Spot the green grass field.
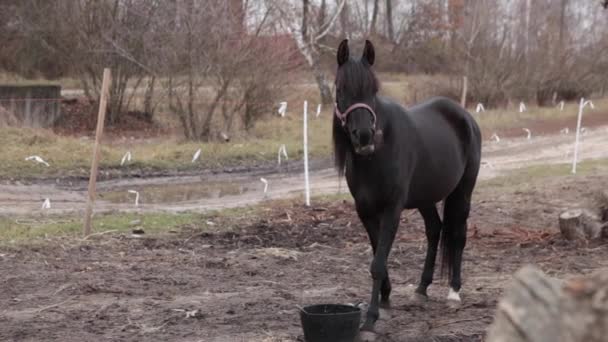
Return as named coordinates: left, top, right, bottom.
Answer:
left=3, top=97, right=602, bottom=180
left=1, top=71, right=606, bottom=180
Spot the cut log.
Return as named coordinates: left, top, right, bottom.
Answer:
left=487, top=265, right=608, bottom=342
left=559, top=209, right=603, bottom=241
left=596, top=190, right=608, bottom=222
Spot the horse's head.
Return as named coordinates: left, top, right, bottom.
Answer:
left=335, top=39, right=379, bottom=156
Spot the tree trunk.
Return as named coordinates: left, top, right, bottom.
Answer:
left=385, top=0, right=394, bottom=42
left=200, top=80, right=230, bottom=141
left=312, top=62, right=333, bottom=105
left=369, top=0, right=379, bottom=35
left=487, top=266, right=608, bottom=342
left=143, top=76, right=156, bottom=119
left=302, top=0, right=309, bottom=38
left=558, top=0, right=568, bottom=46
left=318, top=0, right=326, bottom=29
left=339, top=0, right=348, bottom=38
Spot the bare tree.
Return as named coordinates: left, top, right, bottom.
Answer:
left=157, top=0, right=291, bottom=140
left=272, top=0, right=346, bottom=104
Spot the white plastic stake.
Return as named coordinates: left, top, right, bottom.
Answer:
left=558, top=101, right=565, bottom=111
left=482, top=161, right=494, bottom=169
left=278, top=102, right=287, bottom=117
left=303, top=101, right=311, bottom=206
left=277, top=144, right=288, bottom=165
left=572, top=98, right=592, bottom=174
left=260, top=177, right=268, bottom=195
left=41, top=198, right=51, bottom=209
left=120, top=151, right=132, bottom=166
left=25, top=155, right=50, bottom=167
left=192, top=148, right=201, bottom=163
left=560, top=127, right=569, bottom=135
left=519, top=102, right=527, bottom=113
left=128, top=190, right=140, bottom=206
left=523, top=128, right=531, bottom=140
left=476, top=103, right=485, bottom=113
left=490, top=132, right=500, bottom=143
left=581, top=127, right=587, bottom=135
left=315, top=104, right=322, bottom=117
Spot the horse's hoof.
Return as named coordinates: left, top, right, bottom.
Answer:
left=358, top=330, right=378, bottom=342
left=378, top=307, right=392, bottom=321
left=447, top=288, right=462, bottom=308
left=410, top=292, right=428, bottom=303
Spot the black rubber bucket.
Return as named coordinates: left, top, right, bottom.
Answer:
left=299, top=304, right=361, bottom=342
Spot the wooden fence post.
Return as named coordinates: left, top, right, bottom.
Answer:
left=83, top=68, right=111, bottom=236
left=461, top=75, right=468, bottom=108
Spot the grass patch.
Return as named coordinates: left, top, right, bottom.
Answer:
left=0, top=212, right=205, bottom=242
left=471, top=99, right=608, bottom=133
left=0, top=72, right=81, bottom=89
left=478, top=158, right=608, bottom=190
left=0, top=112, right=332, bottom=179
left=0, top=193, right=351, bottom=243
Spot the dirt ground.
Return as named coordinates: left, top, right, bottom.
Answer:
left=2, top=170, right=608, bottom=341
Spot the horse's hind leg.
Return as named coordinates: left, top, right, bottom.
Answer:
left=359, top=214, right=392, bottom=306
left=415, top=206, right=442, bottom=298
left=443, top=176, right=476, bottom=303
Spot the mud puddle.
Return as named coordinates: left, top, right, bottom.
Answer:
left=99, top=180, right=251, bottom=204
left=2, top=126, right=608, bottom=215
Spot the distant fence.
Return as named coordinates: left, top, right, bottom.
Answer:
left=0, top=85, right=61, bottom=128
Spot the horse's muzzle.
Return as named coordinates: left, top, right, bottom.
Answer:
left=355, top=144, right=375, bottom=155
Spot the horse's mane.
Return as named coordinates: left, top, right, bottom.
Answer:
left=332, top=61, right=380, bottom=175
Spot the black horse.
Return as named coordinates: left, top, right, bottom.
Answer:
left=333, top=40, right=481, bottom=332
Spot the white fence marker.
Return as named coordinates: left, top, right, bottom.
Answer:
left=127, top=190, right=140, bottom=206
left=476, top=103, right=485, bottom=113
left=278, top=102, right=287, bottom=117
left=277, top=144, right=288, bottom=165
left=303, top=101, right=311, bottom=206
left=192, top=148, right=201, bottom=163
left=481, top=161, right=494, bottom=169
left=558, top=101, right=565, bottom=111
left=315, top=104, right=322, bottom=117
left=519, top=102, right=527, bottom=113
left=560, top=127, right=569, bottom=135
left=490, top=132, right=500, bottom=143
left=260, top=177, right=268, bottom=195
left=41, top=198, right=51, bottom=209
left=25, top=155, right=50, bottom=167
left=581, top=127, right=587, bottom=135
left=572, top=98, right=593, bottom=174
left=523, top=128, right=531, bottom=140
left=588, top=101, right=595, bottom=109
left=120, top=151, right=132, bottom=166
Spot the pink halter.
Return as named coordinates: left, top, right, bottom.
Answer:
left=334, top=102, right=377, bottom=129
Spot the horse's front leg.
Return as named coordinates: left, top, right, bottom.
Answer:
left=361, top=206, right=401, bottom=332
left=358, top=213, right=392, bottom=306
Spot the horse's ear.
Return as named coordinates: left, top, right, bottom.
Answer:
left=362, top=40, right=375, bottom=66
left=337, top=39, right=349, bottom=66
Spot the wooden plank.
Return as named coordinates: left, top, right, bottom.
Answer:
left=83, top=68, right=111, bottom=236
